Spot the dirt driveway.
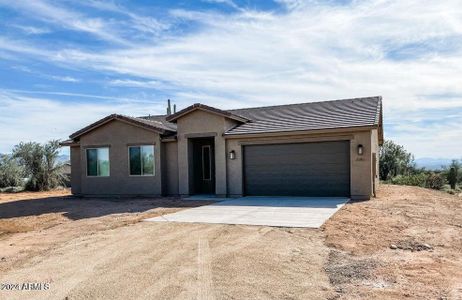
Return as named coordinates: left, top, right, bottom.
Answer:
left=0, top=186, right=461, bottom=299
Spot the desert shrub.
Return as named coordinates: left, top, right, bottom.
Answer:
left=425, top=173, right=445, bottom=190
left=390, top=174, right=427, bottom=187
left=389, top=172, right=445, bottom=190
left=0, top=154, right=24, bottom=188
left=0, top=186, right=25, bottom=193
left=13, top=140, right=66, bottom=191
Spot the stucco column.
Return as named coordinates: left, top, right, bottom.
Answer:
left=214, top=135, right=227, bottom=196
left=177, top=134, right=190, bottom=196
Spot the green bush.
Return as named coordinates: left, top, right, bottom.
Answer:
left=0, top=154, right=24, bottom=188
left=390, top=174, right=427, bottom=187
left=425, top=173, right=445, bottom=190
left=389, top=172, right=445, bottom=190
left=0, top=186, right=25, bottom=193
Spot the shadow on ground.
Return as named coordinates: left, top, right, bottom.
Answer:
left=0, top=196, right=214, bottom=221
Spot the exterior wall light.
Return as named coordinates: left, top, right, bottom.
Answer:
left=357, top=144, right=364, bottom=155
left=229, top=150, right=236, bottom=160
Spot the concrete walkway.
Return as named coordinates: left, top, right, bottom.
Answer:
left=145, top=197, right=348, bottom=228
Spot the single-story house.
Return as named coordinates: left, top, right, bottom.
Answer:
left=61, top=96, right=383, bottom=200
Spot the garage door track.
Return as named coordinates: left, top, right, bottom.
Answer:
left=145, top=197, right=348, bottom=228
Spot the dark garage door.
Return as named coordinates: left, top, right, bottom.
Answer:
left=243, top=141, right=350, bottom=196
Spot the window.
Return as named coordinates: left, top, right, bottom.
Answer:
left=129, top=145, right=155, bottom=176
left=86, top=148, right=110, bottom=176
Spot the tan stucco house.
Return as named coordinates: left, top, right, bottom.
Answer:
left=61, top=96, right=383, bottom=200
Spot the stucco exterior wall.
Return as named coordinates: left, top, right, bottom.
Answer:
left=70, top=146, right=81, bottom=194
left=69, top=111, right=379, bottom=200
left=349, top=131, right=373, bottom=199
left=162, top=141, right=179, bottom=195
left=226, top=129, right=376, bottom=200
left=76, top=120, right=162, bottom=196
left=176, top=109, right=238, bottom=196
left=371, top=129, right=380, bottom=194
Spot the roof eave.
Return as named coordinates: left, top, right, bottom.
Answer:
left=377, top=99, right=384, bottom=146
left=223, top=125, right=379, bottom=138
left=69, top=114, right=168, bottom=139
left=59, top=139, right=80, bottom=147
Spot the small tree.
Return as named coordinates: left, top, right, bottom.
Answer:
left=0, top=154, right=24, bottom=188
left=379, top=140, right=415, bottom=180
left=13, top=140, right=66, bottom=191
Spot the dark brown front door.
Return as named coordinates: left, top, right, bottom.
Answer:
left=192, top=138, right=215, bottom=194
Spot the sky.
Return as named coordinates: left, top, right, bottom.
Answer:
left=0, top=0, right=461, bottom=159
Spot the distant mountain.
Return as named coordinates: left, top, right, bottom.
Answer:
left=414, top=158, right=455, bottom=170
left=57, top=154, right=70, bottom=164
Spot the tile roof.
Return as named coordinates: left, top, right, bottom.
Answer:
left=165, top=103, right=249, bottom=123
left=224, top=96, right=382, bottom=135
left=138, top=114, right=178, bottom=131
left=69, top=114, right=175, bottom=139
left=65, top=96, right=382, bottom=142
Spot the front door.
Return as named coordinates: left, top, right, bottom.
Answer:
left=192, top=138, right=215, bottom=194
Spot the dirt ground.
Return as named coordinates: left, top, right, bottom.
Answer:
left=0, top=185, right=461, bottom=299
left=324, top=185, right=462, bottom=299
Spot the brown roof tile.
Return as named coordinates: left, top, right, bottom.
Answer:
left=165, top=103, right=249, bottom=123
left=225, top=96, right=382, bottom=135
left=66, top=96, right=383, bottom=142
left=69, top=114, right=175, bottom=139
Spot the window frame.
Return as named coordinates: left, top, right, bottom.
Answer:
left=85, top=147, right=110, bottom=177
left=128, top=145, right=155, bottom=177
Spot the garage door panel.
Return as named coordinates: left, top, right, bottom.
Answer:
left=243, top=141, right=350, bottom=197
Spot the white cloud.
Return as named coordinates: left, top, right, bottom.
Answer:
left=79, top=0, right=170, bottom=34
left=49, top=76, right=79, bottom=82
left=12, top=25, right=51, bottom=35
left=108, top=79, right=165, bottom=89
left=0, top=91, right=167, bottom=154
left=0, top=0, right=128, bottom=45
left=202, top=0, right=243, bottom=11
left=1, top=89, right=158, bottom=104
left=0, top=0, right=461, bottom=157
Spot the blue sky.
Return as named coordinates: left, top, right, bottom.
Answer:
left=0, top=0, right=461, bottom=158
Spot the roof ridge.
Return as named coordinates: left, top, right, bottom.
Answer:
left=227, top=96, right=382, bottom=112
left=112, top=113, right=164, bottom=125
left=138, top=114, right=167, bottom=118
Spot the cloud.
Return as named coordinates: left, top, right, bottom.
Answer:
left=78, top=0, right=170, bottom=34
left=49, top=76, right=80, bottom=83
left=11, top=25, right=51, bottom=35
left=108, top=79, right=165, bottom=89
left=1, top=89, right=158, bottom=104
left=0, top=0, right=128, bottom=45
left=0, top=90, right=167, bottom=154
left=0, top=0, right=461, bottom=157
left=202, top=0, right=243, bottom=11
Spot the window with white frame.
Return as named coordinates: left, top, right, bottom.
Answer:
left=86, top=148, right=110, bottom=176
left=129, top=145, right=155, bottom=176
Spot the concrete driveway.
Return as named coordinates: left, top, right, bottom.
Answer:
left=145, top=197, right=348, bottom=228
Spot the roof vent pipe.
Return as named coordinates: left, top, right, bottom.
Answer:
left=167, top=99, right=172, bottom=115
